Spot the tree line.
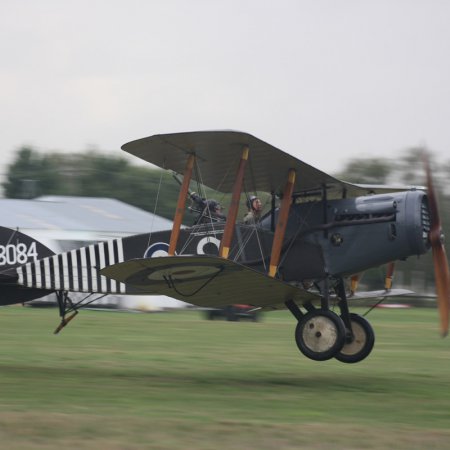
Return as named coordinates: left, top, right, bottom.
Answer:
left=2, top=147, right=181, bottom=220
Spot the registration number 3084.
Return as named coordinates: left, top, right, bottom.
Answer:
left=0, top=242, right=38, bottom=265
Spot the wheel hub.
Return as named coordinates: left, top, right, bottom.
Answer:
left=302, top=315, right=339, bottom=353
left=295, top=309, right=346, bottom=361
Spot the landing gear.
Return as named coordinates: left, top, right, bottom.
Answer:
left=335, top=313, right=375, bottom=363
left=285, top=277, right=376, bottom=363
left=295, top=310, right=346, bottom=361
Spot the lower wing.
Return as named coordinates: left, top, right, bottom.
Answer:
left=100, top=255, right=319, bottom=310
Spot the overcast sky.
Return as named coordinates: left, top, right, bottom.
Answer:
left=1, top=0, right=449, bottom=183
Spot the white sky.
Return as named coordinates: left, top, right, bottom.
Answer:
left=1, top=0, right=449, bottom=184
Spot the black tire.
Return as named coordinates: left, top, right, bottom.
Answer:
left=295, top=310, right=346, bottom=361
left=335, top=313, right=375, bottom=364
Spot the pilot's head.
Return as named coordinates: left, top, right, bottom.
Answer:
left=208, top=200, right=223, bottom=214
left=247, top=196, right=262, bottom=212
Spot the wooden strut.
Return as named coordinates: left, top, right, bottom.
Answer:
left=350, top=274, right=360, bottom=296
left=269, top=168, right=296, bottom=277
left=385, top=262, right=395, bottom=290
left=219, top=146, right=249, bottom=259
left=169, top=153, right=196, bottom=256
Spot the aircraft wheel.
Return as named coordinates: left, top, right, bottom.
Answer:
left=295, top=310, right=346, bottom=361
left=335, top=313, right=375, bottom=364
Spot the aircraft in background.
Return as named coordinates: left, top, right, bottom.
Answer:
left=0, top=131, right=448, bottom=363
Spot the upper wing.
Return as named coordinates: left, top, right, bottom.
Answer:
left=100, top=255, right=319, bottom=310
left=122, top=130, right=413, bottom=199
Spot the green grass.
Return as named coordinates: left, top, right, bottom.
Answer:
left=0, top=306, right=450, bottom=449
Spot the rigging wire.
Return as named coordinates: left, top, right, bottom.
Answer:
left=195, top=158, right=218, bottom=234
left=178, top=158, right=224, bottom=255
left=146, top=160, right=165, bottom=252
left=162, top=266, right=224, bottom=297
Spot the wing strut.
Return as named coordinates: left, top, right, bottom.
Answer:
left=269, top=168, right=296, bottom=277
left=350, top=274, right=360, bottom=296
left=169, top=153, right=196, bottom=256
left=384, top=262, right=395, bottom=290
left=219, top=146, right=249, bottom=259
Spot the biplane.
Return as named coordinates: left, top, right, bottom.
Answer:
left=0, top=131, right=448, bottom=363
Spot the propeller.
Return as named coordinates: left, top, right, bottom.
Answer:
left=424, top=153, right=450, bottom=337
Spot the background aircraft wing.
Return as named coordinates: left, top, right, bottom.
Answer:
left=100, top=255, right=319, bottom=309
left=122, top=130, right=414, bottom=199
left=348, top=288, right=415, bottom=299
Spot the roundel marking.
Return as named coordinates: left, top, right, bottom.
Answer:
left=196, top=236, right=221, bottom=255
left=144, top=242, right=170, bottom=258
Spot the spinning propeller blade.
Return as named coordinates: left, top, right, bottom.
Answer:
left=424, top=153, right=450, bottom=337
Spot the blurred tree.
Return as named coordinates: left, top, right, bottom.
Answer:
left=3, top=147, right=64, bottom=198
left=2, top=147, right=182, bottom=220
left=335, top=158, right=392, bottom=184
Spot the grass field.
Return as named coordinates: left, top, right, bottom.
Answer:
left=0, top=306, right=450, bottom=449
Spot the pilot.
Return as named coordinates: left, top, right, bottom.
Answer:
left=243, top=195, right=262, bottom=224
left=190, top=192, right=226, bottom=223
left=206, top=199, right=226, bottom=222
